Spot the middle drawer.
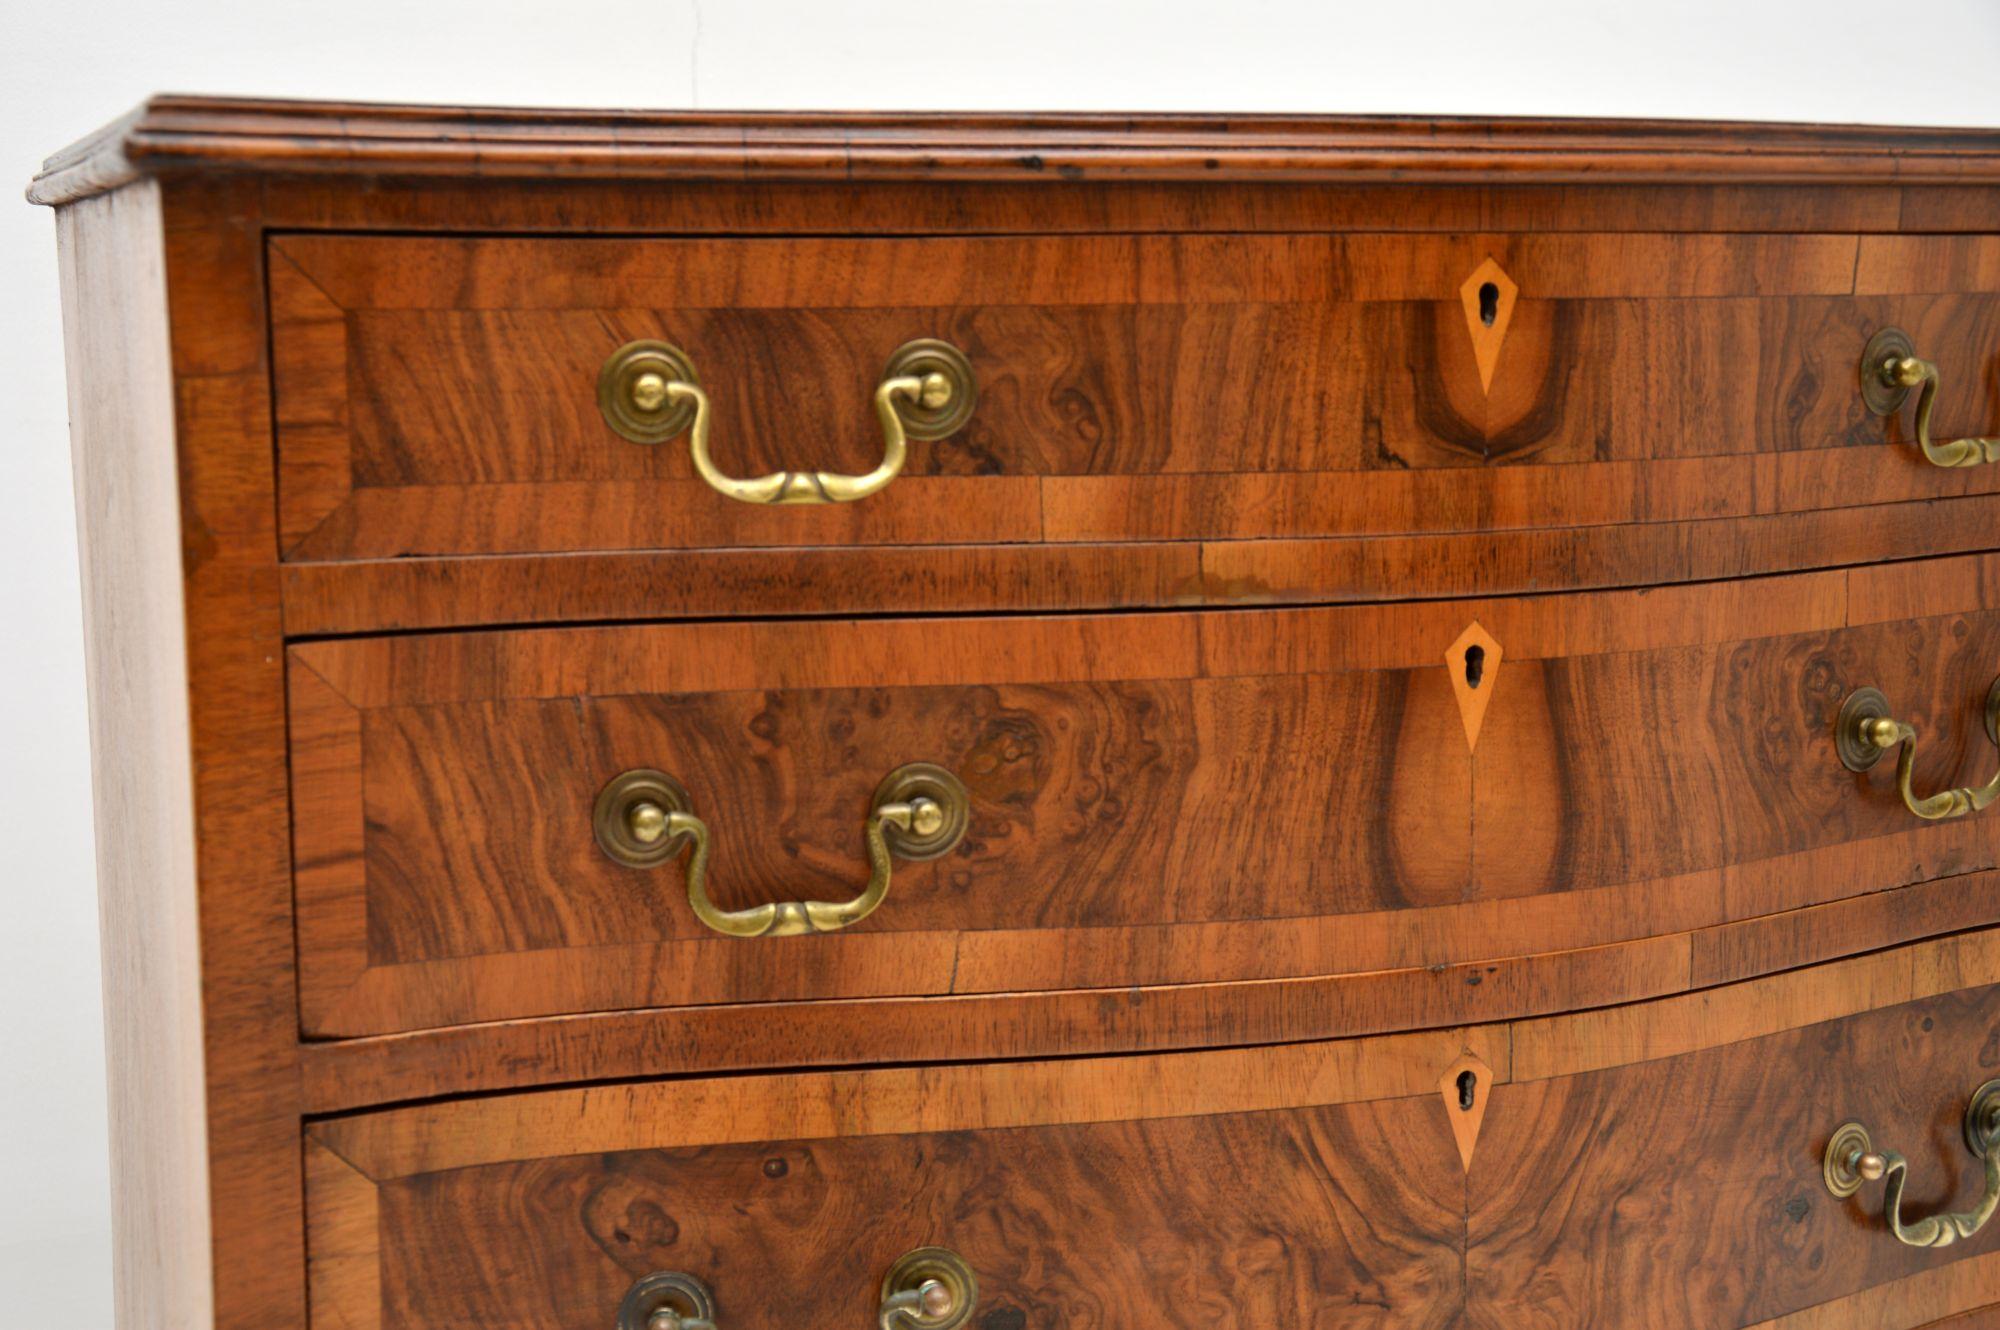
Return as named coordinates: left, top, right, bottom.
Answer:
left=289, top=556, right=2000, bottom=1037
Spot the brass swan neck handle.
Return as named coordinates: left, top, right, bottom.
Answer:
left=597, top=337, right=977, bottom=503
left=1825, top=1080, right=2000, bottom=1248
left=593, top=764, right=969, bottom=939
left=1835, top=679, right=2000, bottom=821
left=617, top=1249, right=977, bottom=1330
left=1862, top=328, right=2000, bottom=468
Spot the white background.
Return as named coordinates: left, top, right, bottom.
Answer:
left=6, top=1, right=2000, bottom=1323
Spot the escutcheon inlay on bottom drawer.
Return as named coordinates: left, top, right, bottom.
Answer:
left=306, top=932, right=2000, bottom=1330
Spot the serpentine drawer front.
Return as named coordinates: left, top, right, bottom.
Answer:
left=289, top=560, right=2000, bottom=1036
left=303, top=933, right=2000, bottom=1330
left=38, top=102, right=2000, bottom=1329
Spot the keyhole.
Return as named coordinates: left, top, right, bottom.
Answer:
left=1478, top=281, right=1500, bottom=327
left=1464, top=644, right=1485, bottom=689
left=1456, top=1069, right=1478, bottom=1111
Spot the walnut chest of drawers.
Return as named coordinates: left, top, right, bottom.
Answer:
left=35, top=99, right=2000, bottom=1329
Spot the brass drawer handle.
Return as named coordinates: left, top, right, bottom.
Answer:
left=1825, top=1080, right=2000, bottom=1248
left=1835, top=678, right=2000, bottom=821
left=615, top=1248, right=977, bottom=1330
left=597, top=337, right=976, bottom=503
left=1862, top=328, right=2000, bottom=468
left=593, top=763, right=969, bottom=938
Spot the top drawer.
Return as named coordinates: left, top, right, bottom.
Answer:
left=270, top=230, right=2000, bottom=576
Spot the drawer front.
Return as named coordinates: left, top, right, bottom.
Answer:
left=289, top=556, right=2000, bottom=1036
left=305, top=933, right=2000, bottom=1330
left=271, top=232, right=2000, bottom=584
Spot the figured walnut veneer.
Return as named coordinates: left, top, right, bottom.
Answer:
left=35, top=99, right=2000, bottom=1329
left=306, top=935, right=2000, bottom=1329
left=270, top=231, right=2000, bottom=574
left=288, top=563, right=2000, bottom=1035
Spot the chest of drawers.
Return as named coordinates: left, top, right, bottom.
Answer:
left=34, top=99, right=2000, bottom=1329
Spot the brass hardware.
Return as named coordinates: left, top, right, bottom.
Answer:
left=617, top=1271, right=719, bottom=1330
left=1835, top=679, right=2000, bottom=821
left=1824, top=1080, right=2000, bottom=1248
left=1862, top=327, right=2000, bottom=468
left=595, top=337, right=977, bottom=502
left=593, top=769, right=695, bottom=869
left=593, top=762, right=969, bottom=938
left=879, top=1248, right=977, bottom=1330
left=599, top=341, right=702, bottom=444
left=880, top=339, right=979, bottom=441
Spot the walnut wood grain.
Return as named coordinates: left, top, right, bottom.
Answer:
left=1467, top=981, right=2000, bottom=1327
left=57, top=180, right=215, bottom=1330
left=287, top=559, right=2000, bottom=1035
left=1471, top=606, right=2000, bottom=901
left=155, top=178, right=306, bottom=1328
left=304, top=1138, right=378, bottom=1330
left=278, top=497, right=2000, bottom=635
left=311, top=1027, right=1487, bottom=1329
left=1744, top=1251, right=2000, bottom=1328
left=287, top=606, right=1473, bottom=1032
left=280, top=541, right=1205, bottom=635
left=47, top=175, right=311, bottom=1324
left=1202, top=493, right=2000, bottom=613
left=297, top=868, right=2000, bottom=1112
left=282, top=231, right=1868, bottom=308
left=369, top=1108, right=1457, bottom=1329
left=259, top=175, right=1918, bottom=238
left=1902, top=1292, right=2000, bottom=1330
left=1043, top=448, right=2000, bottom=544
left=34, top=98, right=2000, bottom=208
left=268, top=231, right=2000, bottom=565
left=305, top=933, right=2000, bottom=1330
left=38, top=103, right=2000, bottom=1330
left=1509, top=928, right=2000, bottom=1083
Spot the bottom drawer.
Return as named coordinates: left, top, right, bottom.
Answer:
left=307, top=932, right=2000, bottom=1329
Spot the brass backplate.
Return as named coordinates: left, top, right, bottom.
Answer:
left=617, top=1271, right=716, bottom=1330
left=1862, top=327, right=1916, bottom=417
left=1825, top=1121, right=1873, bottom=1198
left=1967, top=1079, right=2000, bottom=1157
left=1836, top=687, right=1894, bottom=773
left=883, top=339, right=978, bottom=441
left=599, top=340, right=701, bottom=443
left=874, top=763, right=971, bottom=861
left=881, top=1247, right=978, bottom=1330
left=594, top=769, right=694, bottom=868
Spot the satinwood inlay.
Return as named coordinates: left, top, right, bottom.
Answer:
left=1460, top=257, right=1519, bottom=395
left=1440, top=1048, right=1494, bottom=1173
left=1448, top=620, right=1505, bottom=754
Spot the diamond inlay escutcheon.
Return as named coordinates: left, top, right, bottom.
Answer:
left=1439, top=1049, right=1493, bottom=1174
left=1458, top=257, right=1519, bottom=396
left=1447, top=621, right=1503, bottom=754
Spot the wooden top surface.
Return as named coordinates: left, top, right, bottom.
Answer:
left=27, top=94, right=2000, bottom=206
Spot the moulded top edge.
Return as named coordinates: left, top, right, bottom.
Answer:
left=27, top=94, right=2000, bottom=206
